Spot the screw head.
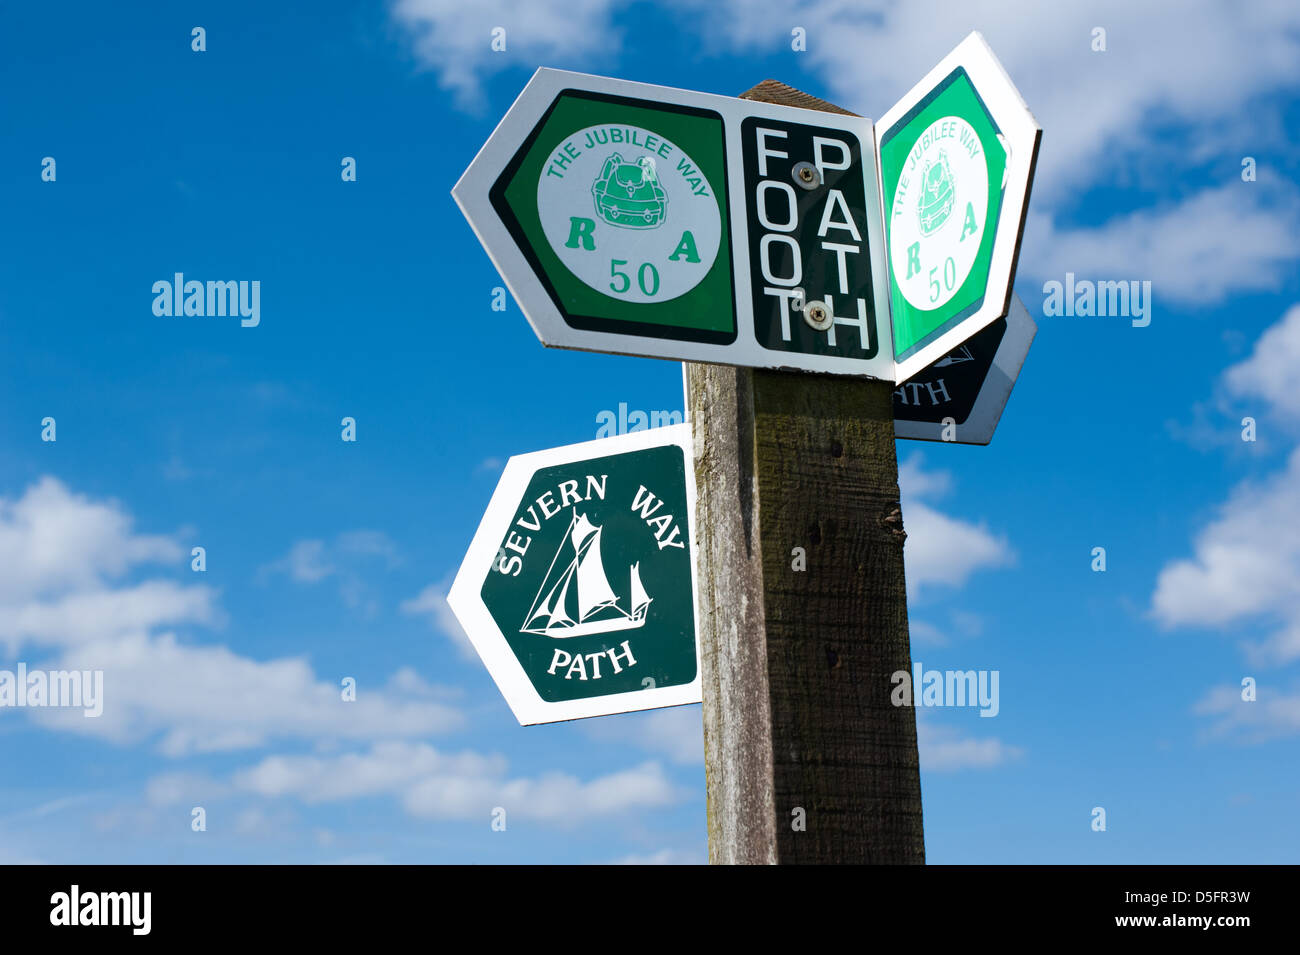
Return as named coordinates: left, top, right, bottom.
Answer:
left=803, top=301, right=832, bottom=331
left=792, top=161, right=820, bottom=190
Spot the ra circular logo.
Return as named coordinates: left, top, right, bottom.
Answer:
left=536, top=123, right=722, bottom=304
left=889, top=115, right=989, bottom=312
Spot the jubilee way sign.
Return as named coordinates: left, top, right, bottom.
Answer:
left=453, top=68, right=896, bottom=380
left=454, top=34, right=1039, bottom=387
left=879, top=32, right=1041, bottom=384
left=893, top=293, right=1036, bottom=445
left=447, top=425, right=700, bottom=724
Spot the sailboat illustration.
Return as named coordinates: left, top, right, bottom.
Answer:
left=935, top=344, right=975, bottom=367
left=521, top=512, right=652, bottom=638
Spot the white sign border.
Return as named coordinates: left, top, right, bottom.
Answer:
left=877, top=31, right=1042, bottom=385
left=447, top=423, right=702, bottom=725
left=893, top=293, right=1036, bottom=445
left=452, top=68, right=895, bottom=381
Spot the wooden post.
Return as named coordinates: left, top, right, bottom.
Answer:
left=688, top=81, right=925, bottom=865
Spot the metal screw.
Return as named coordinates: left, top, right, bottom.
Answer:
left=803, top=301, right=832, bottom=330
left=792, top=161, right=820, bottom=190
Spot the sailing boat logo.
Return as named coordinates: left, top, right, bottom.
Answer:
left=934, top=344, right=975, bottom=367
left=521, top=512, right=652, bottom=638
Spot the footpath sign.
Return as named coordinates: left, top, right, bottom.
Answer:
left=893, top=293, right=1036, bottom=444
left=877, top=32, right=1041, bottom=383
left=447, top=425, right=700, bottom=724
left=453, top=69, right=895, bottom=380
left=449, top=34, right=1042, bottom=739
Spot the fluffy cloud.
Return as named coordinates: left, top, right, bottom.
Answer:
left=391, top=0, right=622, bottom=110
left=898, top=454, right=1013, bottom=597
left=1152, top=303, right=1300, bottom=663
left=261, top=531, right=401, bottom=613
left=31, top=637, right=464, bottom=755
left=229, top=741, right=683, bottom=822
left=0, top=477, right=462, bottom=754
left=917, top=717, right=1023, bottom=771
left=1223, top=304, right=1300, bottom=420
left=401, top=579, right=478, bottom=661
left=1022, top=184, right=1300, bottom=305
left=581, top=704, right=703, bottom=765
left=1193, top=682, right=1300, bottom=743
left=0, top=476, right=180, bottom=603
left=1151, top=446, right=1300, bottom=664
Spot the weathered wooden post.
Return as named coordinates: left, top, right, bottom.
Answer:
left=686, top=82, right=925, bottom=865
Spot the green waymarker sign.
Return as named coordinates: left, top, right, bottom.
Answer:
left=880, top=72, right=1006, bottom=362
left=493, top=92, right=735, bottom=343
left=453, top=68, right=897, bottom=380
left=448, top=425, right=700, bottom=724
left=878, top=32, right=1041, bottom=384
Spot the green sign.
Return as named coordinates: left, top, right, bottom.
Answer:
left=454, top=68, right=897, bottom=378
left=876, top=32, right=1042, bottom=384
left=448, top=426, right=700, bottom=724
left=491, top=90, right=736, bottom=344
left=879, top=68, right=1006, bottom=364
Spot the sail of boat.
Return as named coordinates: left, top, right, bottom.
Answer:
left=574, top=520, right=619, bottom=619
left=628, top=562, right=651, bottom=621
left=522, top=512, right=653, bottom=638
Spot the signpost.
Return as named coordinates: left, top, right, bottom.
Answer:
left=453, top=68, right=895, bottom=380
left=877, top=32, right=1041, bottom=383
left=893, top=293, right=1036, bottom=445
left=449, top=31, right=1041, bottom=863
left=447, top=425, right=700, bottom=724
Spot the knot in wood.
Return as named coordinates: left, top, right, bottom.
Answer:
left=882, top=504, right=907, bottom=543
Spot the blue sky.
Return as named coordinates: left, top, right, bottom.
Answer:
left=2, top=0, right=1299, bottom=864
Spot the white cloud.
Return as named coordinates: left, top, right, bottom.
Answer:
left=1022, top=183, right=1300, bottom=305
left=1224, top=304, right=1300, bottom=419
left=230, top=741, right=683, bottom=823
left=31, top=635, right=464, bottom=755
left=391, top=0, right=622, bottom=110
left=1154, top=305, right=1300, bottom=664
left=0, top=580, right=218, bottom=652
left=1193, top=682, right=1300, bottom=743
left=401, top=579, right=478, bottom=661
left=1151, top=445, right=1300, bottom=664
left=0, top=477, right=463, bottom=754
left=278, top=539, right=334, bottom=583
left=262, top=531, right=400, bottom=613
left=0, top=476, right=179, bottom=603
left=897, top=455, right=952, bottom=499
left=898, top=454, right=1013, bottom=596
left=687, top=1, right=1300, bottom=200
left=917, top=717, right=1023, bottom=771
left=581, top=704, right=703, bottom=765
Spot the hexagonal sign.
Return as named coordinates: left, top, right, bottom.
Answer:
left=453, top=68, right=895, bottom=380
left=877, top=32, right=1041, bottom=384
left=447, top=425, right=700, bottom=724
